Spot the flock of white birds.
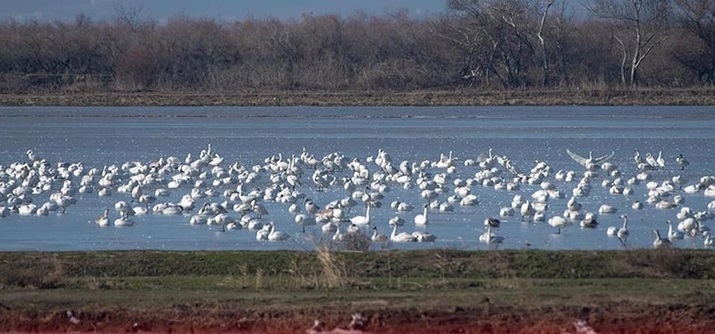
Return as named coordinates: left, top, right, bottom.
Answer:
left=1, top=144, right=714, bottom=250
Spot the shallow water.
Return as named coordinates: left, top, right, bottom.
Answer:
left=0, top=106, right=714, bottom=251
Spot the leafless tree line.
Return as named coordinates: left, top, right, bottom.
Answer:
left=0, top=0, right=713, bottom=93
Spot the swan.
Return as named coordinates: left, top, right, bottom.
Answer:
left=371, top=226, right=388, bottom=243
left=350, top=204, right=372, bottom=226
left=256, top=224, right=270, bottom=241
left=332, top=226, right=345, bottom=241
left=566, top=149, right=615, bottom=170
left=414, top=204, right=429, bottom=226
left=95, top=208, right=110, bottom=227
left=322, top=221, right=337, bottom=233
left=190, top=212, right=209, bottom=225
left=480, top=225, right=504, bottom=244
left=598, top=204, right=617, bottom=215
left=520, top=200, right=535, bottom=221
left=389, top=216, right=405, bottom=226
left=114, top=212, right=135, bottom=227
left=652, top=229, right=671, bottom=249
left=579, top=212, right=598, bottom=228
left=606, top=226, right=618, bottom=237
left=267, top=222, right=291, bottom=241
left=499, top=206, right=515, bottom=218
left=294, top=213, right=316, bottom=232
left=412, top=230, right=437, bottom=242
left=645, top=152, right=658, bottom=168
left=251, top=199, right=268, bottom=218
left=656, top=151, right=665, bottom=169
left=548, top=216, right=570, bottom=234
left=346, top=223, right=361, bottom=234
left=617, top=214, right=630, bottom=245
left=704, top=231, right=714, bottom=247
left=390, top=223, right=416, bottom=242
left=666, top=220, right=684, bottom=240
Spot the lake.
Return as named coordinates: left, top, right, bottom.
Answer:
left=1, top=106, right=714, bottom=251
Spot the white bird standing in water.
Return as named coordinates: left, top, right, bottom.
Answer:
left=548, top=216, right=570, bottom=234
left=617, top=214, right=630, bottom=246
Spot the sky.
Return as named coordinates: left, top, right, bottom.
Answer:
left=3, top=0, right=448, bottom=23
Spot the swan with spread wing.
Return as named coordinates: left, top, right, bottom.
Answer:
left=566, top=149, right=615, bottom=170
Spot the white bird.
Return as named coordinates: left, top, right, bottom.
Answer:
left=520, top=200, right=535, bottom=221
left=267, top=222, right=291, bottom=241
left=479, top=225, right=504, bottom=245
left=704, top=231, right=714, bottom=247
left=332, top=226, right=345, bottom=242
left=412, top=230, right=437, bottom=242
left=371, top=226, right=388, bottom=243
left=566, top=149, right=615, bottom=170
left=656, top=151, right=665, bottom=169
left=666, top=220, right=684, bottom=240
left=607, top=226, right=618, bottom=237
left=350, top=204, right=372, bottom=226
left=95, top=208, right=110, bottom=227
left=294, top=214, right=316, bottom=233
left=113, top=212, right=135, bottom=227
left=322, top=221, right=337, bottom=234
left=598, top=204, right=618, bottom=215
left=579, top=212, right=598, bottom=228
left=548, top=216, right=570, bottom=234
left=645, top=152, right=658, bottom=168
left=652, top=229, right=671, bottom=249
left=390, top=223, right=416, bottom=242
left=414, top=204, right=429, bottom=226
left=617, top=214, right=630, bottom=245
left=256, top=224, right=270, bottom=241
left=388, top=215, right=406, bottom=227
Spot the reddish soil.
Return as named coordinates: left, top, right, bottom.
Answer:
left=1, top=302, right=714, bottom=333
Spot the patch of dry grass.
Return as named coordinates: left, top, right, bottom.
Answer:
left=1, top=87, right=714, bottom=106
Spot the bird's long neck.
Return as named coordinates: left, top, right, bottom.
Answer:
left=622, top=216, right=628, bottom=228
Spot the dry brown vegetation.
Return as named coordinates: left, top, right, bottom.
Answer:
left=1, top=87, right=714, bottom=107
left=1, top=0, right=715, bottom=96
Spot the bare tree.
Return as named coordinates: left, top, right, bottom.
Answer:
left=537, top=0, right=555, bottom=85
left=587, top=0, right=672, bottom=86
left=112, top=1, right=145, bottom=32
left=674, top=0, right=715, bottom=84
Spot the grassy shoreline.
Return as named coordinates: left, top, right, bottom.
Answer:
left=1, top=87, right=715, bottom=106
left=1, top=249, right=715, bottom=333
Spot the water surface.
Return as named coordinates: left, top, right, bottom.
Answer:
left=1, top=106, right=714, bottom=251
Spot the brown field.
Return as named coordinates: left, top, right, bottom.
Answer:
left=1, top=250, right=715, bottom=333
left=1, top=87, right=714, bottom=107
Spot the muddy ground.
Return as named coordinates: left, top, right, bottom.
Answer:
left=2, top=301, right=714, bottom=333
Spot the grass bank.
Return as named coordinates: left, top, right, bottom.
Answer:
left=1, top=87, right=714, bottom=106
left=1, top=249, right=715, bottom=333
